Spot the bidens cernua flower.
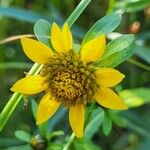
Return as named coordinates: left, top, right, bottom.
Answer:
left=11, top=23, right=128, bottom=138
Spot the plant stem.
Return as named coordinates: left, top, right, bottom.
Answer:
left=0, top=62, right=32, bottom=69
left=106, top=0, right=116, bottom=14
left=0, top=34, right=35, bottom=44
left=0, top=64, right=41, bottom=131
left=0, top=93, right=22, bottom=131
left=0, top=0, right=93, bottom=132
left=128, top=58, right=150, bottom=71
left=66, top=0, right=92, bottom=27
left=63, top=133, right=75, bottom=150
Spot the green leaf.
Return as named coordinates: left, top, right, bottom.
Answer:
left=73, top=138, right=102, bottom=150
left=47, top=143, right=63, bottom=150
left=116, top=0, right=150, bottom=13
left=30, top=99, right=38, bottom=119
left=31, top=100, right=49, bottom=139
left=104, top=34, right=134, bottom=58
left=34, top=19, right=51, bottom=47
left=47, top=131, right=64, bottom=140
left=48, top=107, right=67, bottom=132
left=15, top=130, right=31, bottom=142
left=138, top=138, right=150, bottom=150
left=73, top=43, right=80, bottom=53
left=95, top=35, right=135, bottom=68
left=82, top=13, right=122, bottom=44
left=109, top=110, right=126, bottom=127
left=121, top=111, right=150, bottom=137
left=0, top=7, right=50, bottom=23
left=102, top=111, right=112, bottom=136
left=135, top=45, right=150, bottom=64
left=4, top=145, right=32, bottom=150
left=119, top=88, right=150, bottom=108
left=85, top=107, right=104, bottom=139
left=0, top=62, right=32, bottom=70
left=0, top=138, right=23, bottom=147
left=31, top=99, right=49, bottom=139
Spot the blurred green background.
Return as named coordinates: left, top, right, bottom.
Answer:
left=0, top=0, right=150, bottom=150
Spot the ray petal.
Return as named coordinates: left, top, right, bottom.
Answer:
left=51, top=23, right=62, bottom=52
left=95, top=68, right=125, bottom=87
left=69, top=104, right=85, bottom=138
left=21, top=38, right=53, bottom=64
left=61, top=23, right=73, bottom=52
left=80, top=34, right=106, bottom=62
left=95, top=87, right=128, bottom=110
left=11, top=75, right=47, bottom=94
left=36, top=93, right=60, bottom=125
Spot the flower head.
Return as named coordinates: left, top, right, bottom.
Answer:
left=11, top=23, right=127, bottom=138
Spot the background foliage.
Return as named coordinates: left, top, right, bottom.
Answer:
left=0, top=0, right=150, bottom=150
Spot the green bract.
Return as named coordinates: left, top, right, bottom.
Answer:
left=96, top=34, right=135, bottom=67
left=34, top=19, right=51, bottom=47
left=82, top=13, right=122, bottom=44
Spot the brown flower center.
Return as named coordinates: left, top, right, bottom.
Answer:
left=40, top=50, right=98, bottom=106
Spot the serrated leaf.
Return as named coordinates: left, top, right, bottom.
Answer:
left=34, top=19, right=51, bottom=47
left=102, top=111, right=112, bottom=136
left=85, top=108, right=104, bottom=139
left=95, top=34, right=135, bottom=67
left=15, top=130, right=31, bottom=142
left=82, top=13, right=122, bottom=44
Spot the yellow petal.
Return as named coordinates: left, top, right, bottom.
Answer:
left=69, top=104, right=84, bottom=138
left=95, top=87, right=128, bottom=110
left=51, top=23, right=62, bottom=52
left=11, top=75, right=47, bottom=94
left=80, top=34, right=106, bottom=62
left=36, top=93, right=60, bottom=125
left=95, top=68, right=125, bottom=87
left=51, top=23, right=73, bottom=53
left=21, top=38, right=53, bottom=64
left=61, top=23, right=73, bottom=52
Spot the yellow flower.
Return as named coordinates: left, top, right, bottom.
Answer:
left=11, top=23, right=127, bottom=138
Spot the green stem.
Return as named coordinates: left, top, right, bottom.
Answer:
left=66, top=0, right=92, bottom=27
left=106, top=0, right=116, bottom=14
left=0, top=64, right=41, bottom=131
left=128, top=58, right=150, bottom=71
left=0, top=93, right=22, bottom=130
left=63, top=133, right=75, bottom=150
left=0, top=62, right=32, bottom=69
left=0, top=0, right=92, bottom=132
